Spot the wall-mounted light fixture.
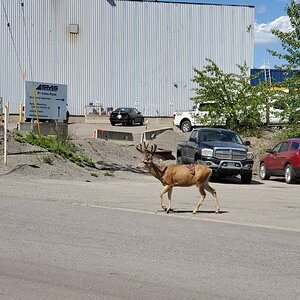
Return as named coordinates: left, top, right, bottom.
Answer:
left=69, top=24, right=79, bottom=34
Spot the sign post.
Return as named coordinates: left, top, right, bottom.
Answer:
left=33, top=88, right=41, bottom=135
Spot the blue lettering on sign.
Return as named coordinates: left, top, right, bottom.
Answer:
left=36, top=84, right=58, bottom=92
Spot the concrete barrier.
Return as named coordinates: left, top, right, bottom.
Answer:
left=93, top=127, right=172, bottom=144
left=93, top=128, right=134, bottom=142
left=142, top=127, right=173, bottom=141
left=18, top=122, right=68, bottom=136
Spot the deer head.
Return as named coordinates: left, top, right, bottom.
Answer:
left=136, top=142, right=157, bottom=169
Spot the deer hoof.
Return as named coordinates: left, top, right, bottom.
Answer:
left=215, top=210, right=220, bottom=214
left=192, top=210, right=197, bottom=214
left=167, top=207, right=174, bottom=213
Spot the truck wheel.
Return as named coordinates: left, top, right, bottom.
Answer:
left=177, top=156, right=183, bottom=164
left=180, top=120, right=192, bottom=133
left=285, top=164, right=296, bottom=184
left=241, top=172, right=252, bottom=184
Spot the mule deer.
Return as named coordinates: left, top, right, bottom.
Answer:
left=136, top=142, right=220, bottom=214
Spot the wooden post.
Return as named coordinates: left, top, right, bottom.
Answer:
left=4, top=103, right=8, bottom=165
left=19, top=102, right=23, bottom=122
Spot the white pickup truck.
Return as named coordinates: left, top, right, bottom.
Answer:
left=173, top=102, right=287, bottom=133
left=173, top=107, right=199, bottom=133
left=173, top=103, right=213, bottom=133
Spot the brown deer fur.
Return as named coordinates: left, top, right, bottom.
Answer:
left=136, top=143, right=220, bottom=214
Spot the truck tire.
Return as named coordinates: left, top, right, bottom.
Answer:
left=177, top=156, right=183, bottom=164
left=241, top=172, right=252, bottom=184
left=180, top=120, right=192, bottom=133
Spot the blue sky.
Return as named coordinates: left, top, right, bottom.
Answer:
left=161, top=0, right=295, bottom=69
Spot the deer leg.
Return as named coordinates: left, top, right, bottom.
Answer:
left=160, top=185, right=171, bottom=211
left=204, top=181, right=220, bottom=213
left=166, top=187, right=173, bottom=213
left=193, top=185, right=206, bottom=214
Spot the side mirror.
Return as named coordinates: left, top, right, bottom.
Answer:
left=244, top=141, right=251, bottom=146
left=189, top=137, right=197, bottom=143
left=266, top=149, right=273, bottom=154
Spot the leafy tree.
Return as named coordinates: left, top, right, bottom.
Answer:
left=268, top=0, right=300, bottom=135
left=192, top=59, right=272, bottom=133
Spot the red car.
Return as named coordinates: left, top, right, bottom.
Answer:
left=259, top=138, right=300, bottom=184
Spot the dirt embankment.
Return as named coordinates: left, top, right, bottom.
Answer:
left=0, top=125, right=281, bottom=181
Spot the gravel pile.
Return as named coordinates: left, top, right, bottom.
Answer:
left=0, top=125, right=281, bottom=181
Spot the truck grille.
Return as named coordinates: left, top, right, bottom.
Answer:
left=214, top=148, right=247, bottom=160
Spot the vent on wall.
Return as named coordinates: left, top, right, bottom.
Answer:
left=69, top=24, right=79, bottom=34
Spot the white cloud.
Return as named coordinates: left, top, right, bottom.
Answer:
left=254, top=16, right=292, bottom=45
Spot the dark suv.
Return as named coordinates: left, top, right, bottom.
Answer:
left=259, top=138, right=300, bottom=184
left=177, top=128, right=254, bottom=183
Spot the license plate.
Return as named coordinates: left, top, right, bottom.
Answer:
left=117, top=114, right=122, bottom=119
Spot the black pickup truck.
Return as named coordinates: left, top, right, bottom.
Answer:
left=177, top=128, right=254, bottom=183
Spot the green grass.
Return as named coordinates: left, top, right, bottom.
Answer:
left=104, top=171, right=114, bottom=177
left=42, top=154, right=54, bottom=165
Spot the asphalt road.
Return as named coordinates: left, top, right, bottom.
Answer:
left=0, top=175, right=299, bottom=299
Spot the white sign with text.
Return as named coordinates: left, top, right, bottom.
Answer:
left=25, top=81, right=67, bottom=120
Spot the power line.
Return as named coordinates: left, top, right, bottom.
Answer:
left=1, top=0, right=24, bottom=78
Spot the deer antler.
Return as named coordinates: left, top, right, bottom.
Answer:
left=136, top=142, right=157, bottom=154
left=136, top=142, right=149, bottom=153
left=150, top=144, right=157, bottom=154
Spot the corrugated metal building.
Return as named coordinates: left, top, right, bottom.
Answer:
left=250, top=68, right=293, bottom=86
left=0, top=0, right=254, bottom=116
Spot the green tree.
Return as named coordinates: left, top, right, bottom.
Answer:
left=268, top=0, right=300, bottom=135
left=192, top=59, right=272, bottom=133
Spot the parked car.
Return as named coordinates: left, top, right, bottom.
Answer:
left=109, top=107, right=144, bottom=126
left=177, top=128, right=254, bottom=183
left=259, top=138, right=300, bottom=184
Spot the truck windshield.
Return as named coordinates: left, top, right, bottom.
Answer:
left=201, top=130, right=244, bottom=145
left=193, top=102, right=214, bottom=111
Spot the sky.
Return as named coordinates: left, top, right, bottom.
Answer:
left=161, top=0, right=295, bottom=69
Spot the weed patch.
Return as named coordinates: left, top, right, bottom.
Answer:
left=14, top=132, right=96, bottom=168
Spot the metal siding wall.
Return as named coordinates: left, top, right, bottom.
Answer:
left=250, top=69, right=292, bottom=86
left=0, top=0, right=254, bottom=116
